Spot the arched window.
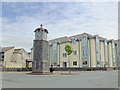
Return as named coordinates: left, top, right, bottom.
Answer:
left=112, top=41, right=115, bottom=65
left=72, top=39, right=76, bottom=44
left=82, top=36, right=87, bottom=46
left=52, top=42, right=57, bottom=50
left=52, top=42, right=58, bottom=66
left=96, top=36, right=100, bottom=65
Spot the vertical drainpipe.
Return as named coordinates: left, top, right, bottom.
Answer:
left=50, top=44, right=53, bottom=65
left=78, top=39, right=80, bottom=68
left=59, top=42, right=60, bottom=67
left=89, top=37, right=91, bottom=67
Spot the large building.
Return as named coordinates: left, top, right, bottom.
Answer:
left=47, top=33, right=120, bottom=68
left=0, top=47, right=30, bottom=68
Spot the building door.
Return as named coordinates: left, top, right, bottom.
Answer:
left=63, top=62, right=67, bottom=68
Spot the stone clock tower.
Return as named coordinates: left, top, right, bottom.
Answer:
left=32, top=24, right=49, bottom=73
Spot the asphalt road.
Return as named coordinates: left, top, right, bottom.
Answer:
left=1, top=71, right=119, bottom=88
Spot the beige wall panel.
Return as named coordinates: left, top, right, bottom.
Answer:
left=90, top=39, right=96, bottom=67
left=100, top=41, right=105, bottom=67
left=88, top=39, right=90, bottom=67
left=60, top=42, right=70, bottom=67
left=108, top=42, right=113, bottom=67
left=79, top=41, right=82, bottom=67
left=70, top=41, right=79, bottom=67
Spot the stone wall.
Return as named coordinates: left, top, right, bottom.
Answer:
left=32, top=40, right=49, bottom=73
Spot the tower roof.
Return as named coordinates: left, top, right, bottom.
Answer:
left=34, top=24, right=49, bottom=34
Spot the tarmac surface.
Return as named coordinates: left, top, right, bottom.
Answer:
left=1, top=70, right=119, bottom=88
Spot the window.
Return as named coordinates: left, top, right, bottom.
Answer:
left=83, top=61, right=87, bottom=65
left=85, top=50, right=87, bottom=57
left=73, top=61, right=77, bottom=65
left=83, top=50, right=84, bottom=57
left=49, top=42, right=52, bottom=45
left=63, top=62, right=67, bottom=67
left=63, top=53, right=67, bottom=57
left=112, top=42, right=115, bottom=65
left=97, top=61, right=100, bottom=65
left=53, top=62, right=57, bottom=66
left=96, top=38, right=99, bottom=43
left=82, top=38, right=87, bottom=46
left=73, top=51, right=77, bottom=55
left=2, top=54, right=4, bottom=58
left=105, top=41, right=107, bottom=46
left=85, top=38, right=87, bottom=46
left=22, top=52, right=24, bottom=55
left=72, top=40, right=76, bottom=44
left=83, top=49, right=87, bottom=58
left=53, top=53, right=57, bottom=61
left=82, top=38, right=84, bottom=46
left=43, top=33, right=47, bottom=39
left=53, top=43, right=57, bottom=50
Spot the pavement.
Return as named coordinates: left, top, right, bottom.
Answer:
left=1, top=70, right=119, bottom=88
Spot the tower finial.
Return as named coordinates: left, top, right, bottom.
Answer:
left=40, top=24, right=43, bottom=28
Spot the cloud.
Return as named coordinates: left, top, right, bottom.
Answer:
left=1, top=0, right=119, bottom=2
left=2, top=2, right=118, bottom=51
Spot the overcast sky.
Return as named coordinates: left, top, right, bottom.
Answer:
left=1, top=1, right=118, bottom=51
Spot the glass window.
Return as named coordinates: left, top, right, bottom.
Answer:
left=52, top=52, right=57, bottom=66
left=53, top=53, right=57, bottom=61
left=63, top=53, right=67, bottom=57
left=63, top=53, right=64, bottom=57
left=63, top=62, right=67, bottom=68
left=53, top=62, right=57, bottom=66
left=43, top=33, right=47, bottom=39
left=83, top=50, right=84, bottom=57
left=105, top=41, right=107, bottom=46
left=2, top=55, right=4, bottom=58
left=85, top=38, right=87, bottom=46
left=73, top=61, right=77, bottom=65
left=82, top=39, right=84, bottom=46
left=82, top=37, right=87, bottom=46
left=73, top=51, right=77, bottom=55
left=22, top=52, right=24, bottom=55
left=83, top=61, right=87, bottom=65
left=96, top=38, right=99, bottom=43
left=85, top=50, right=87, bottom=57
left=97, top=61, right=100, bottom=65
left=83, top=49, right=87, bottom=58
left=72, top=40, right=76, bottom=44
left=53, top=43, right=57, bottom=50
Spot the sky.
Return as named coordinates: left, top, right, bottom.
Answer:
left=1, top=1, right=118, bottom=51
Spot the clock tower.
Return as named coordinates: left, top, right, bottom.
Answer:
left=32, top=24, right=49, bottom=73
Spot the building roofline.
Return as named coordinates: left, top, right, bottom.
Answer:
left=2, top=46, right=14, bottom=52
